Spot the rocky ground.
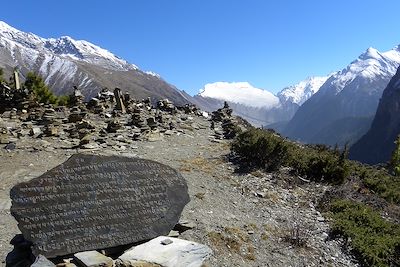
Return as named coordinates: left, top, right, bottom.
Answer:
left=0, top=111, right=359, bottom=266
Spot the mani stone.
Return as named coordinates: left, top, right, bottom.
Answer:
left=10, top=154, right=190, bottom=258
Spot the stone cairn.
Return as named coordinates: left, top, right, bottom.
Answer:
left=0, top=85, right=217, bottom=150
left=210, top=101, right=243, bottom=140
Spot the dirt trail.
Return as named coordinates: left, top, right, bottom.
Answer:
left=0, top=117, right=357, bottom=266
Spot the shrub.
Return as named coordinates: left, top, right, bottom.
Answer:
left=231, top=128, right=292, bottom=171
left=231, top=129, right=349, bottom=183
left=349, top=162, right=400, bottom=204
left=329, top=200, right=400, bottom=267
left=23, top=72, right=70, bottom=106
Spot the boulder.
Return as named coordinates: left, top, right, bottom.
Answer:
left=119, top=236, right=212, bottom=267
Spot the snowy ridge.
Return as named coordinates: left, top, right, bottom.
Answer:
left=278, top=75, right=331, bottom=105
left=322, top=46, right=400, bottom=95
left=199, top=82, right=280, bottom=109
left=0, top=20, right=138, bottom=72
left=145, top=71, right=161, bottom=78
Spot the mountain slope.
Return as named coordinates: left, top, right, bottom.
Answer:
left=349, top=66, right=400, bottom=164
left=283, top=46, right=400, bottom=146
left=193, top=77, right=329, bottom=127
left=0, top=21, right=190, bottom=105
left=277, top=75, right=330, bottom=106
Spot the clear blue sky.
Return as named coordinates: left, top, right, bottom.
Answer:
left=1, top=0, right=399, bottom=95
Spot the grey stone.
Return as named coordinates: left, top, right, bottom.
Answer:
left=160, top=238, right=173, bottom=245
left=30, top=127, right=41, bottom=136
left=119, top=236, right=212, bottom=267
left=168, top=230, right=180, bottom=237
left=74, top=250, right=113, bottom=267
left=5, top=142, right=16, bottom=150
left=10, top=154, right=190, bottom=258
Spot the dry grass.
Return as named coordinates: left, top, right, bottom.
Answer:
left=179, top=156, right=225, bottom=175
left=207, top=227, right=256, bottom=261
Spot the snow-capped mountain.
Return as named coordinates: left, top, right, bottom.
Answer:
left=198, top=82, right=280, bottom=108
left=278, top=75, right=331, bottom=105
left=283, top=45, right=400, bottom=146
left=192, top=77, right=329, bottom=127
left=0, top=21, right=190, bottom=104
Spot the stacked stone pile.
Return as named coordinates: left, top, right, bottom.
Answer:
left=210, top=101, right=247, bottom=140
left=0, top=86, right=242, bottom=151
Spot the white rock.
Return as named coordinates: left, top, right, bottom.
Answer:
left=119, top=236, right=212, bottom=267
left=31, top=255, right=55, bottom=267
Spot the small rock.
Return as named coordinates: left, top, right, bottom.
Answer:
left=74, top=250, right=113, bottom=267
left=256, top=191, right=267, bottom=198
left=168, top=230, right=180, bottom=237
left=161, top=238, right=173, bottom=245
left=5, top=142, right=16, bottom=150
left=317, top=216, right=325, bottom=222
left=30, top=127, right=41, bottom=136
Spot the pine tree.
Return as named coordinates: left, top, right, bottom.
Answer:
left=24, top=72, right=58, bottom=104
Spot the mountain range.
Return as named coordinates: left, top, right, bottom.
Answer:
left=282, top=46, right=400, bottom=146
left=0, top=21, right=190, bottom=105
left=192, top=76, right=330, bottom=127
left=2, top=20, right=400, bottom=159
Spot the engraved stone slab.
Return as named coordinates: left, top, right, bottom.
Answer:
left=10, top=154, right=190, bottom=258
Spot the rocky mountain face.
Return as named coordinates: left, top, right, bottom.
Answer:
left=192, top=76, right=329, bottom=127
left=283, top=46, right=400, bottom=147
left=0, top=21, right=190, bottom=105
left=349, top=66, right=400, bottom=164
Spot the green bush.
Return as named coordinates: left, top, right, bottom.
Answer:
left=329, top=200, right=400, bottom=267
left=231, top=129, right=349, bottom=183
left=350, top=162, right=400, bottom=204
left=23, top=72, right=70, bottom=106
left=231, top=128, right=291, bottom=170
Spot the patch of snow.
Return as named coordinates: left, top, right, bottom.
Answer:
left=145, top=71, right=161, bottom=78
left=278, top=75, right=331, bottom=105
left=199, top=82, right=279, bottom=109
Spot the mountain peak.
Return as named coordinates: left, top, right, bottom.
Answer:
left=278, top=75, right=330, bottom=105
left=358, top=47, right=382, bottom=60
left=0, top=21, right=17, bottom=32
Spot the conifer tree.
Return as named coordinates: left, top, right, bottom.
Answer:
left=23, top=72, right=58, bottom=104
